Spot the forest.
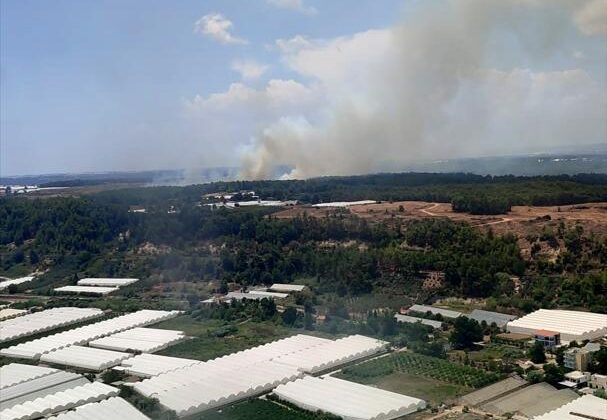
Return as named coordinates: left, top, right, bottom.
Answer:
left=1, top=173, right=606, bottom=313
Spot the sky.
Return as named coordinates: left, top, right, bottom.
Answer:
left=1, top=0, right=606, bottom=178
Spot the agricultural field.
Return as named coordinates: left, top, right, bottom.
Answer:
left=338, top=352, right=500, bottom=393
left=153, top=315, right=293, bottom=361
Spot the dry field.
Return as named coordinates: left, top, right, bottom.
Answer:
left=274, top=201, right=607, bottom=239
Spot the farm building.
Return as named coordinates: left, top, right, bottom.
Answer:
left=467, top=309, right=517, bottom=329
left=273, top=376, right=426, bottom=420
left=394, top=314, right=443, bottom=329
left=408, top=304, right=462, bottom=319
left=506, top=309, right=607, bottom=342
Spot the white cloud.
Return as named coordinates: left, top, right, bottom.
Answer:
left=573, top=0, right=607, bottom=35
left=274, top=35, right=313, bottom=53
left=266, top=0, right=317, bottom=15
left=231, top=60, right=269, bottom=80
left=194, top=13, right=248, bottom=45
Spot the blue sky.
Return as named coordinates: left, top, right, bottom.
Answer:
left=2, top=0, right=606, bottom=178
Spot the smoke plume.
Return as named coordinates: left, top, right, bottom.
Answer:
left=239, top=0, right=607, bottom=179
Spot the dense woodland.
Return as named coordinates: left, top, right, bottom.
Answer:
left=1, top=172, right=606, bottom=314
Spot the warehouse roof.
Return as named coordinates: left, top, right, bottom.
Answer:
left=53, top=286, right=120, bottom=295
left=394, top=314, right=443, bottom=329
left=274, top=376, right=426, bottom=420
left=467, top=309, right=518, bottom=328
left=507, top=309, right=607, bottom=342
left=76, top=278, right=139, bottom=287
left=0, top=307, right=104, bottom=343
left=533, top=395, right=607, bottom=420
left=0, top=310, right=181, bottom=360
left=408, top=304, right=462, bottom=319
left=48, top=397, right=149, bottom=420
left=40, top=345, right=134, bottom=371
left=89, top=328, right=185, bottom=353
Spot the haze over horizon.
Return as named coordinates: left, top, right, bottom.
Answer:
left=2, top=0, right=606, bottom=178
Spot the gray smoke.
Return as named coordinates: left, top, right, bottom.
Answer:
left=240, top=0, right=607, bottom=179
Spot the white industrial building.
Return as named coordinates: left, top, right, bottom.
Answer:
left=0, top=307, right=104, bottom=343
left=89, top=327, right=185, bottom=353
left=532, top=395, right=607, bottom=420
left=0, top=310, right=181, bottom=359
left=76, top=278, right=139, bottom=287
left=40, top=345, right=134, bottom=371
left=48, top=397, right=149, bottom=420
left=273, top=376, right=426, bottom=420
left=506, top=309, right=607, bottom=342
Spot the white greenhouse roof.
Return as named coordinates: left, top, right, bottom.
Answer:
left=313, top=200, right=377, bottom=207
left=269, top=283, right=306, bottom=292
left=533, top=395, right=607, bottom=420
left=89, top=327, right=185, bottom=353
left=0, top=308, right=104, bottom=343
left=506, top=309, right=607, bottom=342
left=119, top=354, right=200, bottom=377
left=274, top=376, right=426, bottom=420
left=272, top=334, right=389, bottom=374
left=0, top=364, right=59, bottom=390
left=0, top=276, right=35, bottom=291
left=468, top=309, right=518, bottom=328
left=246, top=290, right=289, bottom=299
left=0, top=381, right=118, bottom=420
left=0, top=310, right=181, bottom=360
left=408, top=304, right=462, bottom=319
left=1, top=371, right=89, bottom=410
left=0, top=309, right=27, bottom=321
left=40, top=345, right=134, bottom=371
left=395, top=314, right=443, bottom=329
left=133, top=334, right=333, bottom=416
left=136, top=360, right=303, bottom=416
left=54, top=286, right=120, bottom=295
left=76, top=278, right=139, bottom=287
left=48, top=397, right=149, bottom=420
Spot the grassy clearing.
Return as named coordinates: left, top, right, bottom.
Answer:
left=154, top=315, right=292, bottom=361
left=339, top=352, right=500, bottom=389
left=197, top=399, right=333, bottom=420
left=346, top=371, right=470, bottom=405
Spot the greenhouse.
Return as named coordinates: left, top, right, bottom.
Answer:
left=53, top=286, right=120, bottom=295
left=394, top=314, right=443, bottom=329
left=0, top=308, right=104, bottom=343
left=506, top=309, right=607, bottom=342
left=273, top=376, right=426, bottom=420
left=76, top=278, right=139, bottom=287
left=40, top=346, right=134, bottom=371
left=0, top=310, right=181, bottom=359
left=89, top=327, right=185, bottom=353
left=0, top=363, right=59, bottom=390
left=47, top=397, right=149, bottom=420
left=533, top=395, right=607, bottom=420
left=0, top=382, right=119, bottom=420
left=118, top=354, right=200, bottom=377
